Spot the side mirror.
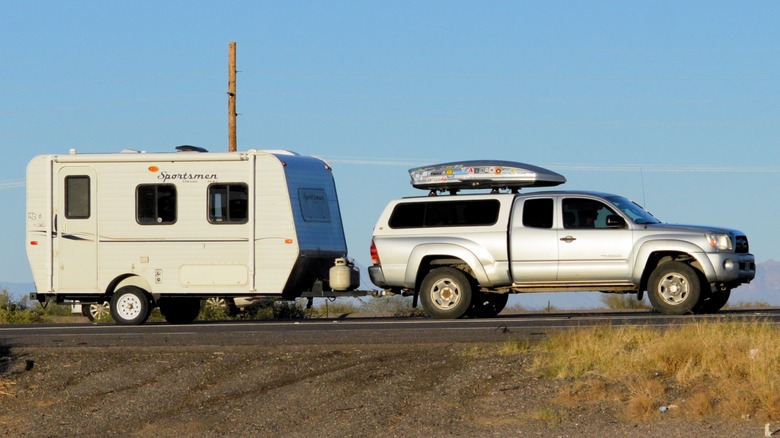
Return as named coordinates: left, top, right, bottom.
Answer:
left=606, top=214, right=627, bottom=228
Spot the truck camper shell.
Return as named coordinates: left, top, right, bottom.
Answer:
left=26, top=148, right=362, bottom=324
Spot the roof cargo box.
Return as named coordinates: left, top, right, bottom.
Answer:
left=409, top=160, right=566, bottom=192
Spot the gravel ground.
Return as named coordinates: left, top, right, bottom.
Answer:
left=0, top=343, right=772, bottom=437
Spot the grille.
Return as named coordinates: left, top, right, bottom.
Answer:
left=735, top=235, right=749, bottom=254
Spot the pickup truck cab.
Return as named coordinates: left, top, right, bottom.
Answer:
left=369, top=161, right=755, bottom=318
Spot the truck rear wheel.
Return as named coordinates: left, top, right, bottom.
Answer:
left=110, top=286, right=152, bottom=325
left=647, top=262, right=701, bottom=315
left=159, top=298, right=201, bottom=324
left=419, top=267, right=473, bottom=319
left=468, top=292, right=508, bottom=318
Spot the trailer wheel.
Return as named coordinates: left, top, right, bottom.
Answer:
left=83, top=302, right=111, bottom=322
left=204, top=297, right=239, bottom=316
left=647, top=262, right=701, bottom=315
left=110, top=287, right=151, bottom=325
left=419, top=267, right=473, bottom=319
left=468, top=292, right=508, bottom=318
left=159, top=298, right=201, bottom=324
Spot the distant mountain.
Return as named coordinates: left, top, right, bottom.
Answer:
left=0, top=282, right=35, bottom=300
left=731, top=260, right=780, bottom=305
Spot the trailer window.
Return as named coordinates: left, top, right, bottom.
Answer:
left=64, top=176, right=90, bottom=219
left=389, top=199, right=500, bottom=229
left=299, top=188, right=331, bottom=223
left=209, top=184, right=248, bottom=224
left=137, top=184, right=177, bottom=225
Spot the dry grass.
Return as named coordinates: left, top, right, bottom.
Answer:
left=0, top=379, right=15, bottom=397
left=527, top=320, right=780, bottom=421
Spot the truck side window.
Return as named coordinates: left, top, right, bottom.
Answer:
left=562, top=198, right=616, bottom=229
left=209, top=183, right=248, bottom=224
left=64, top=175, right=90, bottom=219
left=389, top=199, right=500, bottom=229
left=137, top=184, right=177, bottom=225
left=522, top=198, right=553, bottom=228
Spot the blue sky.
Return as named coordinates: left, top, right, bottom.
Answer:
left=2, top=1, right=779, bottom=307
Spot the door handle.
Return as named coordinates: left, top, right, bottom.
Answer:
left=560, top=236, right=576, bottom=243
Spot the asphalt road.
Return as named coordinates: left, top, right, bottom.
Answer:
left=3, top=308, right=779, bottom=348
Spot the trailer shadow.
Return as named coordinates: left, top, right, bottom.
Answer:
left=0, top=341, right=29, bottom=377
left=0, top=342, right=13, bottom=374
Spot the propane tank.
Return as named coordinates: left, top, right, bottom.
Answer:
left=329, top=257, right=356, bottom=291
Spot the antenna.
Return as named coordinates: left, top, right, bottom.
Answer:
left=640, top=166, right=647, bottom=209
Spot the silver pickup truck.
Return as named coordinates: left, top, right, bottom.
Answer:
left=368, top=161, right=756, bottom=318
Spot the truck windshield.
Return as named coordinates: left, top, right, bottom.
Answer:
left=605, top=195, right=660, bottom=225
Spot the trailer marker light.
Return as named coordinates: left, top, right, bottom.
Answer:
left=148, top=166, right=159, bottom=172
left=30, top=241, right=38, bottom=246
left=285, top=239, right=293, bottom=244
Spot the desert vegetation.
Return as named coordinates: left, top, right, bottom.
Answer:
left=492, top=320, right=780, bottom=422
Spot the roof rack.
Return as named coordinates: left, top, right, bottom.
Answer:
left=409, top=160, right=566, bottom=195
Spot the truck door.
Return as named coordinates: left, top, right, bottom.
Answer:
left=556, top=197, right=633, bottom=282
left=55, top=167, right=98, bottom=291
left=509, top=197, right=558, bottom=282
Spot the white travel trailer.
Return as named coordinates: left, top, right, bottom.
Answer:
left=26, top=147, right=361, bottom=325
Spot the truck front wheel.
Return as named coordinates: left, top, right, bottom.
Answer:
left=419, top=267, right=473, bottom=319
left=110, top=286, right=152, bottom=325
left=647, top=262, right=701, bottom=315
left=468, top=292, right=508, bottom=318
left=694, top=287, right=731, bottom=314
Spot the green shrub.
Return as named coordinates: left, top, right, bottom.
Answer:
left=236, top=299, right=308, bottom=320
left=0, top=290, right=50, bottom=324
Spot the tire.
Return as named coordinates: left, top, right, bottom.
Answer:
left=419, top=267, right=473, bottom=319
left=85, top=302, right=111, bottom=321
left=647, top=262, right=701, bottom=315
left=110, top=287, right=152, bottom=325
left=204, top=297, right=239, bottom=316
left=468, top=292, right=508, bottom=318
left=81, top=303, right=92, bottom=319
left=159, top=298, right=201, bottom=324
left=694, top=288, right=731, bottom=314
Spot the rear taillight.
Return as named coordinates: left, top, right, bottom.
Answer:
left=370, top=240, right=381, bottom=265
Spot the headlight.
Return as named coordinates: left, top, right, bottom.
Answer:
left=706, top=233, right=732, bottom=251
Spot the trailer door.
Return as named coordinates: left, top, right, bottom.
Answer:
left=55, top=167, right=98, bottom=291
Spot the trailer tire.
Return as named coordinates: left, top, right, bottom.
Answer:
left=204, top=297, right=239, bottom=316
left=110, top=287, right=151, bottom=325
left=83, top=302, right=111, bottom=322
left=419, top=267, right=473, bottom=319
left=647, top=262, right=701, bottom=315
left=159, top=298, right=201, bottom=324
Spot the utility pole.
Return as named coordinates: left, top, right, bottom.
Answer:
left=228, top=42, right=237, bottom=152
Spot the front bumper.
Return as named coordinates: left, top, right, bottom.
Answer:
left=706, top=252, right=756, bottom=284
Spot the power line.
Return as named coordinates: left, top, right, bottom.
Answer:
left=322, top=157, right=780, bottom=173
left=2, top=161, right=777, bottom=192
left=0, top=180, right=24, bottom=190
